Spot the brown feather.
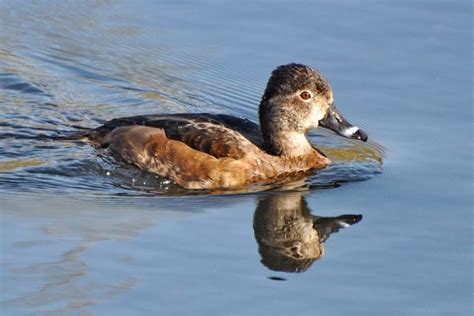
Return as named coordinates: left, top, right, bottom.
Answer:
left=87, top=113, right=330, bottom=189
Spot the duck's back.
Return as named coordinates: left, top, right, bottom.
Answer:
left=90, top=113, right=261, bottom=157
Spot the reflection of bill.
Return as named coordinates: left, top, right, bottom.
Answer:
left=253, top=192, right=362, bottom=273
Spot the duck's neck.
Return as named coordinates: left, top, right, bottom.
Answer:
left=259, top=98, right=315, bottom=157
left=259, top=122, right=331, bottom=170
left=262, top=131, right=314, bottom=157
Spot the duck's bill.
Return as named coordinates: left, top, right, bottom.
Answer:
left=319, top=103, right=368, bottom=142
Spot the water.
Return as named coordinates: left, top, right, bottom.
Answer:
left=0, top=0, right=472, bottom=315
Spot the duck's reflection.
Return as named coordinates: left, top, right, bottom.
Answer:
left=253, top=192, right=362, bottom=273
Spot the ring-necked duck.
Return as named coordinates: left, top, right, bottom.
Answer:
left=85, top=63, right=368, bottom=189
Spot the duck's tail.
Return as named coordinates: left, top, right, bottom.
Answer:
left=45, top=125, right=94, bottom=141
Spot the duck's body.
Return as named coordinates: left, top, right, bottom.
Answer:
left=86, top=64, right=367, bottom=189
left=88, top=113, right=329, bottom=189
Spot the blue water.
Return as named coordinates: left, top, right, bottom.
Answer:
left=0, top=0, right=472, bottom=315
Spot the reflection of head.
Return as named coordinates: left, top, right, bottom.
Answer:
left=253, top=192, right=362, bottom=273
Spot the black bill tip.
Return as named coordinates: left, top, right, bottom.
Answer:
left=353, top=128, right=368, bottom=142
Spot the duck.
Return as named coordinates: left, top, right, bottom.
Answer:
left=85, top=63, right=368, bottom=189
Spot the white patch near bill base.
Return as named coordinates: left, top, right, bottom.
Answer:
left=341, top=126, right=359, bottom=137
left=336, top=221, right=351, bottom=228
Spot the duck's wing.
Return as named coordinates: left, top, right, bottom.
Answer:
left=88, top=113, right=263, bottom=160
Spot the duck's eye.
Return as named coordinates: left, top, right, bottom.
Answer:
left=300, top=91, right=312, bottom=100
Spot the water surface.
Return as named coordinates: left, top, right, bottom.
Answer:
left=0, top=0, right=472, bottom=315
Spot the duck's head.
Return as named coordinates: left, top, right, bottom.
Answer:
left=259, top=64, right=367, bottom=155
